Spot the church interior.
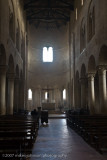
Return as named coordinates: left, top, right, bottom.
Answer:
left=0, top=0, right=107, bottom=159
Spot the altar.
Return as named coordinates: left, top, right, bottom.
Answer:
left=42, top=103, right=55, bottom=111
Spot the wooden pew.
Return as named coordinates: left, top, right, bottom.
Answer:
left=0, top=115, right=39, bottom=159
left=66, top=111, right=107, bottom=154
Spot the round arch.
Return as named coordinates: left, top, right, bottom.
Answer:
left=88, top=55, right=96, bottom=73
left=20, top=70, right=23, bottom=79
left=0, top=44, right=6, bottom=65
left=99, top=45, right=107, bottom=65
left=8, top=55, right=14, bottom=73
left=15, top=64, right=19, bottom=78
left=75, top=70, right=81, bottom=108
left=80, top=64, right=86, bottom=78
left=9, top=0, right=15, bottom=41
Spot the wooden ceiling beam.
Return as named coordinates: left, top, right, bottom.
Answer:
left=24, top=0, right=74, bottom=28
left=24, top=5, right=74, bottom=10
left=24, top=0, right=39, bottom=9
left=27, top=10, right=45, bottom=19
left=56, top=0, right=74, bottom=10
left=28, top=17, right=70, bottom=21
left=54, top=10, right=70, bottom=19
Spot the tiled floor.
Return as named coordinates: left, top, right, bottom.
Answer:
left=30, top=119, right=106, bottom=160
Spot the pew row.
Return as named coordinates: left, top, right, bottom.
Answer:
left=0, top=115, right=39, bottom=159
left=66, top=111, right=107, bottom=154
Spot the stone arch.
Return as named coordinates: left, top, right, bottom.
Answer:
left=75, top=71, right=81, bottom=108
left=94, top=71, right=100, bottom=113
left=0, top=44, right=6, bottom=115
left=14, top=64, right=20, bottom=113
left=6, top=55, right=14, bottom=115
left=98, top=45, right=107, bottom=65
left=15, top=64, right=19, bottom=78
left=88, top=55, right=96, bottom=73
left=16, top=20, right=20, bottom=51
left=20, top=70, right=23, bottom=79
left=87, top=0, right=95, bottom=42
left=80, top=64, right=88, bottom=108
left=9, top=0, right=14, bottom=13
left=98, top=45, right=107, bottom=113
left=0, top=44, right=6, bottom=65
left=80, top=18, right=86, bottom=53
left=21, top=32, right=25, bottom=59
left=9, top=0, right=15, bottom=41
left=8, top=54, right=14, bottom=74
left=76, top=71, right=79, bottom=84
left=80, top=63, right=86, bottom=78
left=19, top=70, right=24, bottom=110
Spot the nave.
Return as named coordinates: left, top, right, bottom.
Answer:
left=31, top=119, right=106, bottom=160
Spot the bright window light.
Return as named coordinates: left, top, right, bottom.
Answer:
left=43, top=47, right=53, bottom=62
left=81, top=0, right=84, bottom=6
left=63, top=89, right=66, bottom=100
left=76, top=8, right=78, bottom=20
left=45, top=92, right=48, bottom=100
left=28, top=89, right=32, bottom=100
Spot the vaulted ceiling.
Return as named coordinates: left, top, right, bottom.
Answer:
left=23, top=0, right=74, bottom=29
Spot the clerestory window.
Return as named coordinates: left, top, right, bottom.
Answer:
left=43, top=47, right=53, bottom=62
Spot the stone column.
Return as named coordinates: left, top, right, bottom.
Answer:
left=14, top=78, right=19, bottom=112
left=98, top=66, right=107, bottom=113
left=38, top=88, right=41, bottom=107
left=88, top=73, right=95, bottom=114
left=54, top=88, right=58, bottom=110
left=80, top=78, right=86, bottom=108
left=32, top=89, right=37, bottom=110
left=60, top=89, right=63, bottom=106
left=7, top=74, right=14, bottom=115
left=65, top=86, right=69, bottom=108
left=52, top=89, right=55, bottom=102
left=49, top=90, right=52, bottom=102
left=0, top=65, right=6, bottom=115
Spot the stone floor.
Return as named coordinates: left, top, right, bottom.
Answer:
left=48, top=114, right=66, bottom=118
left=30, top=119, right=107, bottom=160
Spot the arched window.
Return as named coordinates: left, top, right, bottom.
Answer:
left=28, top=89, right=32, bottom=100
left=87, top=1, right=95, bottom=42
left=21, top=34, right=25, bottom=59
left=63, top=89, right=66, bottom=100
left=16, top=20, right=20, bottom=51
left=43, top=47, right=53, bottom=62
left=80, top=18, right=86, bottom=53
left=45, top=92, right=48, bottom=100
left=9, top=11, right=14, bottom=41
left=76, top=8, right=78, bottom=20
left=9, top=1, right=15, bottom=42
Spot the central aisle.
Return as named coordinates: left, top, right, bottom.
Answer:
left=30, top=119, right=106, bottom=160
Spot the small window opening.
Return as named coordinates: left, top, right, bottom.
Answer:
left=63, top=89, right=66, bottom=100
left=81, top=0, right=84, bottom=6
left=43, top=47, right=53, bottom=62
left=76, top=8, right=78, bottom=20
left=28, top=89, right=32, bottom=100
left=45, top=92, right=48, bottom=100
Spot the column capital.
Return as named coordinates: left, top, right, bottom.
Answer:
left=87, top=73, right=95, bottom=80
left=79, top=77, right=87, bottom=84
left=98, top=70, right=106, bottom=76
left=97, top=65, right=107, bottom=74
